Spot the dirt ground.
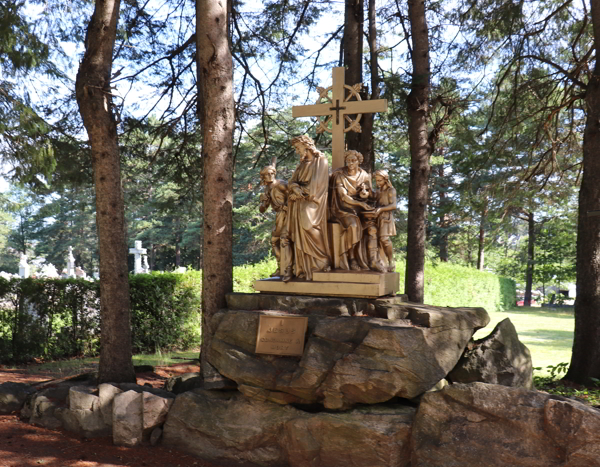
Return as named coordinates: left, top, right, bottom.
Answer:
left=0, top=363, right=230, bottom=467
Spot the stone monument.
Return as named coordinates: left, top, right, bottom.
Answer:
left=253, top=137, right=399, bottom=297
left=142, top=254, right=150, bottom=273
left=253, top=67, right=398, bottom=298
left=66, top=246, right=76, bottom=278
left=18, top=253, right=30, bottom=278
left=129, top=241, right=147, bottom=274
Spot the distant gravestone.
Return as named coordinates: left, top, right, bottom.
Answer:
left=129, top=241, right=147, bottom=274
left=142, top=254, right=150, bottom=273
left=66, top=246, right=76, bottom=278
left=18, top=254, right=30, bottom=278
left=75, top=267, right=87, bottom=279
left=40, top=263, right=59, bottom=278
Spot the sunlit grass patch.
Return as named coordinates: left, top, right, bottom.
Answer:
left=473, top=306, right=574, bottom=378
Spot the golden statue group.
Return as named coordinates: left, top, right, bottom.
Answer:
left=259, top=135, right=397, bottom=283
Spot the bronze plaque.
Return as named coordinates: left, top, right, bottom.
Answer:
left=255, top=315, right=308, bottom=356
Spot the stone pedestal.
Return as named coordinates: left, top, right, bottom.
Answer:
left=254, top=270, right=400, bottom=298
left=207, top=293, right=489, bottom=410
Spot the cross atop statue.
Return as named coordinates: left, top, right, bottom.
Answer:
left=292, top=67, right=388, bottom=170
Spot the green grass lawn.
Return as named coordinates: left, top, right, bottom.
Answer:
left=473, top=306, right=574, bottom=377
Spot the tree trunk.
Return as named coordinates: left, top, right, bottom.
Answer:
left=524, top=211, right=535, bottom=307
left=477, top=201, right=487, bottom=271
left=437, top=166, right=449, bottom=262
left=175, top=218, right=181, bottom=268
left=343, top=0, right=364, bottom=160
left=197, top=0, right=234, bottom=383
left=566, top=0, right=600, bottom=384
left=75, top=0, right=135, bottom=383
left=359, top=0, right=379, bottom=172
left=404, top=0, right=431, bottom=304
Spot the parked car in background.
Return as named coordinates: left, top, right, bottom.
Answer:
left=516, top=298, right=538, bottom=306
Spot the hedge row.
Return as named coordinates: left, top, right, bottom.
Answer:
left=236, top=257, right=516, bottom=312
left=0, top=271, right=202, bottom=364
left=0, top=259, right=515, bottom=363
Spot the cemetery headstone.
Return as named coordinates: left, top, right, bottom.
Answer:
left=67, top=246, right=76, bottom=278
left=18, top=253, right=30, bottom=278
left=40, top=263, right=59, bottom=278
left=142, top=254, right=150, bottom=273
left=129, top=241, right=147, bottom=274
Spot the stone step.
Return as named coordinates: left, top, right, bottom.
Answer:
left=253, top=272, right=399, bottom=298
left=313, top=270, right=394, bottom=283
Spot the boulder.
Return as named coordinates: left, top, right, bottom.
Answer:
left=112, top=390, right=143, bottom=447
left=111, top=388, right=175, bottom=446
left=162, top=388, right=417, bottom=467
left=448, top=318, right=534, bottom=389
left=163, top=389, right=297, bottom=466
left=60, top=386, right=110, bottom=437
left=98, top=383, right=122, bottom=426
left=411, top=382, right=600, bottom=467
left=143, top=391, right=174, bottom=436
left=20, top=382, right=82, bottom=429
left=163, top=372, right=204, bottom=394
left=207, top=304, right=489, bottom=409
left=116, top=382, right=173, bottom=399
left=0, top=382, right=36, bottom=414
left=284, top=404, right=415, bottom=467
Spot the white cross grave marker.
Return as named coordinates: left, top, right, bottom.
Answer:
left=129, top=241, right=147, bottom=274
left=19, top=253, right=30, bottom=278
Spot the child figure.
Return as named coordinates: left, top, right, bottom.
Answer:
left=357, top=182, right=386, bottom=273
left=373, top=169, right=397, bottom=272
left=259, top=160, right=290, bottom=277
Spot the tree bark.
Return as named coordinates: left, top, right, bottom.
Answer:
left=437, top=165, right=449, bottom=262
left=404, top=0, right=431, bottom=303
left=524, top=210, right=535, bottom=307
left=359, top=0, right=379, bottom=172
left=75, top=0, right=135, bottom=383
left=477, top=201, right=487, bottom=271
left=197, top=0, right=234, bottom=383
left=343, top=0, right=364, bottom=160
left=566, top=0, right=600, bottom=384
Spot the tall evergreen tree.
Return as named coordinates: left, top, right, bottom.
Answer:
left=568, top=0, right=600, bottom=384
left=75, top=0, right=135, bottom=383
left=197, top=0, right=235, bottom=383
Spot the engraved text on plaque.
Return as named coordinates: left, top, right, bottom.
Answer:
left=255, top=315, right=308, bottom=356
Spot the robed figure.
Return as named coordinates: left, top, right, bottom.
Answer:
left=283, top=135, right=331, bottom=282
left=330, top=150, right=375, bottom=270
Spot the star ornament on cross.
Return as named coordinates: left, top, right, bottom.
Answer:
left=292, top=67, right=388, bottom=170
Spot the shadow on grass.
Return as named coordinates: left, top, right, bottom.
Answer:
left=517, top=330, right=574, bottom=348
left=505, top=307, right=574, bottom=320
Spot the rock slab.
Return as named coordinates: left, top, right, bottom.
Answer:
left=162, top=389, right=416, bottom=467
left=0, top=382, right=35, bottom=414
left=448, top=318, right=534, bottom=389
left=411, top=382, right=600, bottom=467
left=208, top=303, right=489, bottom=409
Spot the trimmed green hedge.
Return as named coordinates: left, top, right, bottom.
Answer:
left=0, top=271, right=202, bottom=364
left=237, top=257, right=516, bottom=312
left=421, top=261, right=516, bottom=312
left=129, top=271, right=202, bottom=353
left=0, top=259, right=514, bottom=363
